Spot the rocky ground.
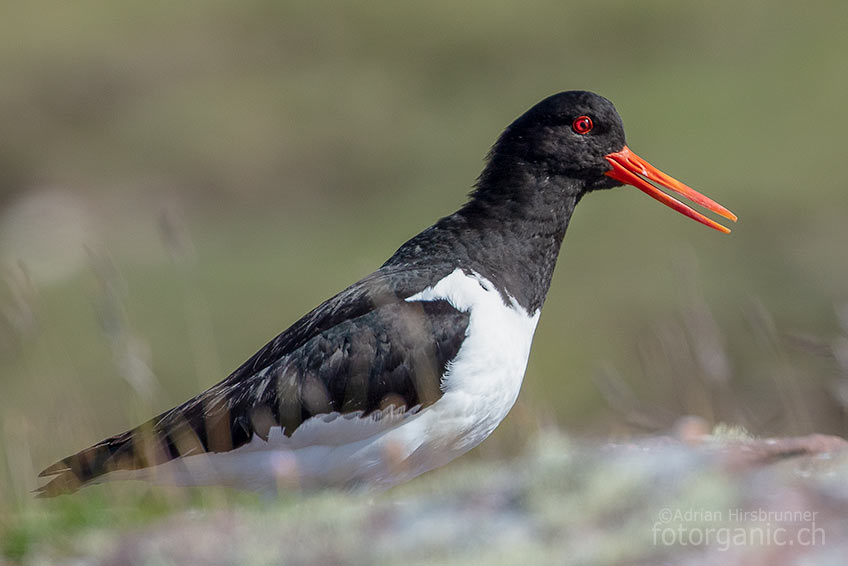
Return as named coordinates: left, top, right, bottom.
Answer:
left=6, top=425, right=848, bottom=566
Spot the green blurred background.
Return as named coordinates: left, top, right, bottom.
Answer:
left=2, top=0, right=848, bottom=510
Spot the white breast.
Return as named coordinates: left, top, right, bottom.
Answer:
left=113, top=269, right=540, bottom=493
left=404, top=268, right=541, bottom=448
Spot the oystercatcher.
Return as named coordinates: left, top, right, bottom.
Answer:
left=37, top=91, right=736, bottom=496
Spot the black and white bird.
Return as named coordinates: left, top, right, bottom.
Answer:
left=37, top=91, right=736, bottom=496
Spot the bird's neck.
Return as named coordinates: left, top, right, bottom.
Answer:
left=387, top=159, right=582, bottom=313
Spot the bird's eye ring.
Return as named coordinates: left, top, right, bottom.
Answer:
left=572, top=115, right=593, bottom=135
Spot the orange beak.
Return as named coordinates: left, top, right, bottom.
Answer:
left=604, top=146, right=737, bottom=233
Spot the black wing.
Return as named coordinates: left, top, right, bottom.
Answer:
left=36, top=267, right=469, bottom=496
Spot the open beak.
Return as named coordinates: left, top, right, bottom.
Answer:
left=604, top=146, right=737, bottom=233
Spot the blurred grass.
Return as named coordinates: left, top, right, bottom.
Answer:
left=2, top=0, right=848, bottom=558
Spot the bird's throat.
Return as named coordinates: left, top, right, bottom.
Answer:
left=456, top=170, right=579, bottom=311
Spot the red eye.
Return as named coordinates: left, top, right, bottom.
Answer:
left=572, top=115, right=593, bottom=134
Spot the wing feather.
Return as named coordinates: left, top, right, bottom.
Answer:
left=36, top=268, right=468, bottom=496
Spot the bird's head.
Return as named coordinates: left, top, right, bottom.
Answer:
left=488, top=90, right=737, bottom=233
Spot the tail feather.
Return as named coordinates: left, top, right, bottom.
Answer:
left=34, top=426, right=167, bottom=497
left=35, top=389, right=261, bottom=497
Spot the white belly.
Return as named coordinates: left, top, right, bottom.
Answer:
left=118, top=269, right=540, bottom=492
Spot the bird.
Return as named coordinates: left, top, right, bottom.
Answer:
left=36, top=91, right=736, bottom=496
